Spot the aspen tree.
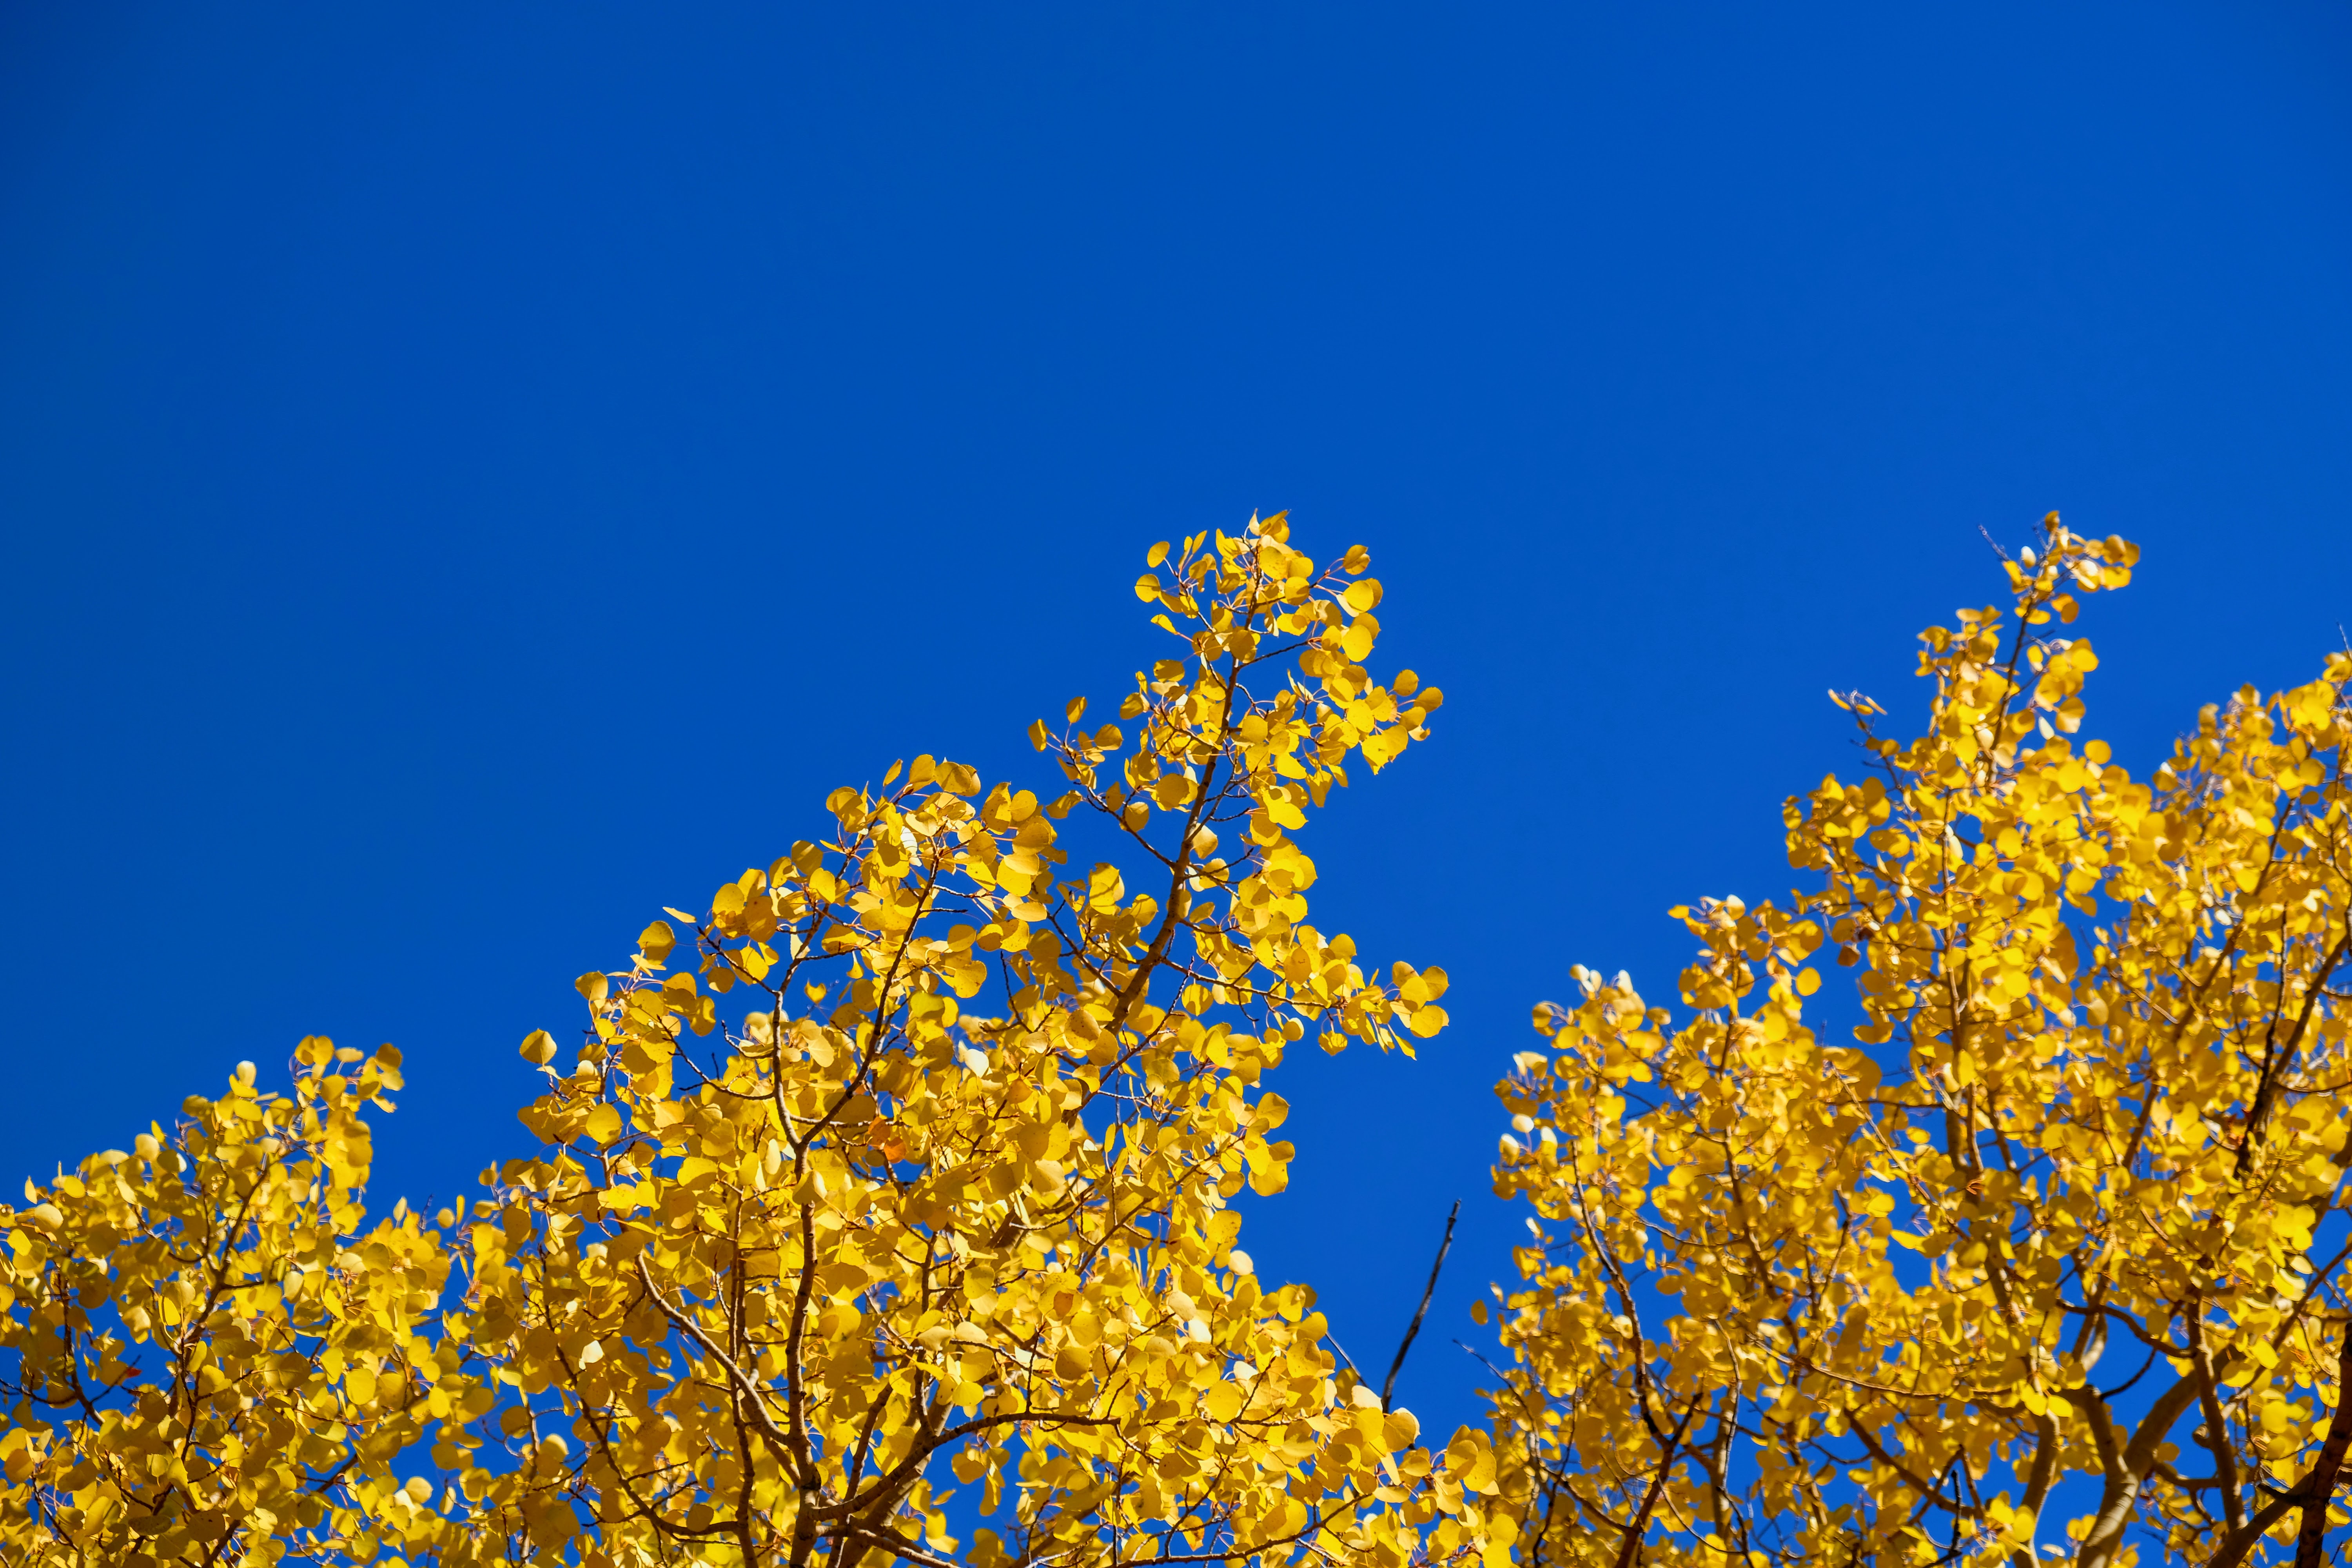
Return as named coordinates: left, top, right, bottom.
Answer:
left=1484, top=516, right=2352, bottom=1568
left=3, top=515, right=1498, bottom=1568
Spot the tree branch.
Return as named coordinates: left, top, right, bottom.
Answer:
left=2296, top=1318, right=2352, bottom=1568
left=1382, top=1200, right=1459, bottom=1413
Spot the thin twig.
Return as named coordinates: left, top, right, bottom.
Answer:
left=1382, top=1200, right=1460, bottom=1412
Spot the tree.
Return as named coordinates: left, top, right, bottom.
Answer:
left=1, top=515, right=1504, bottom=1568
left=1480, top=515, right=2352, bottom=1568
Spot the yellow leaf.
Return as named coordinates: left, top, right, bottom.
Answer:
left=1381, top=1408, right=1420, bottom=1450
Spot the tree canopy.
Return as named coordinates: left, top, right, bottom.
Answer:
left=8, top=513, right=2352, bottom=1568
left=1483, top=519, right=2352, bottom=1568
left=2, top=516, right=1480, bottom=1568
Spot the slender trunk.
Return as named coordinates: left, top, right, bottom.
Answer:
left=2295, top=1320, right=2352, bottom=1568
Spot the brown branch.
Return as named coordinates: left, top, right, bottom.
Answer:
left=2296, top=1318, right=2352, bottom=1568
left=2214, top=1488, right=2306, bottom=1568
left=2241, top=930, right=2351, bottom=1180
left=1613, top=1394, right=1704, bottom=1568
left=633, top=1255, right=797, bottom=1473
left=2188, top=1311, right=2245, bottom=1534
left=1106, top=569, right=1258, bottom=1033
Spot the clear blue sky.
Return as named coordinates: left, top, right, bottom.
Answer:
left=4, top=2, right=2348, bottom=1441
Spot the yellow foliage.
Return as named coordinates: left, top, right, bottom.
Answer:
left=1484, top=516, right=2352, bottom=1568
left=0, top=1040, right=451, bottom=1563
left=2, top=515, right=1483, bottom=1567
left=43, top=508, right=2341, bottom=1568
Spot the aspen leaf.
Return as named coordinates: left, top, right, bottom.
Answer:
left=1383, top=1408, right=1421, bottom=1450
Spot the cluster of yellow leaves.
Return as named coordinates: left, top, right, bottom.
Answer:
left=1482, top=515, right=2352, bottom=1568
left=0, top=1040, right=454, bottom=1564
left=2, top=515, right=1488, bottom=1568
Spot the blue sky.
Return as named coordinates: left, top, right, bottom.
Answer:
left=3, top=2, right=2348, bottom=1443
